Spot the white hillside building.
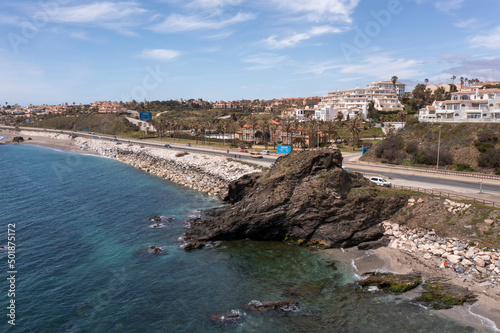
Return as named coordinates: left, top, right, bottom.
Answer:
left=315, top=80, right=406, bottom=121
left=419, top=87, right=500, bottom=122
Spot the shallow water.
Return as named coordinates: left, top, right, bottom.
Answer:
left=0, top=144, right=488, bottom=332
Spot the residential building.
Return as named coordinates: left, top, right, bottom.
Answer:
left=419, top=87, right=500, bottom=122
left=315, top=80, right=405, bottom=121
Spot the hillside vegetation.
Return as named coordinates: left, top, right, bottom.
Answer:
left=28, top=114, right=139, bottom=135
left=360, top=123, right=500, bottom=174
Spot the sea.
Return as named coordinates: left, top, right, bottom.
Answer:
left=0, top=142, right=494, bottom=332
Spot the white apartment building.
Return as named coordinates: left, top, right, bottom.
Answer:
left=315, top=80, right=405, bottom=121
left=418, top=87, right=500, bottom=122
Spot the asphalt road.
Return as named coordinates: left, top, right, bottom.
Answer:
left=4, top=126, right=500, bottom=200
left=346, top=165, right=500, bottom=199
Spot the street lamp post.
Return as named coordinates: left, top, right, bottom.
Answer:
left=436, top=125, right=441, bottom=169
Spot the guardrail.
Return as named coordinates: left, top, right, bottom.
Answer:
left=393, top=185, right=500, bottom=208
left=351, top=161, right=500, bottom=181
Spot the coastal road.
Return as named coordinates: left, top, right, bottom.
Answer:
left=4, top=126, right=500, bottom=202
left=1, top=126, right=278, bottom=167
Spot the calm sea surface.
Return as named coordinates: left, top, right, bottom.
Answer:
left=0, top=144, right=486, bottom=332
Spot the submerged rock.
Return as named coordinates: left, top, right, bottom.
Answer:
left=148, top=246, right=165, bottom=254
left=186, top=150, right=408, bottom=248
left=359, top=273, right=422, bottom=292
left=181, top=241, right=205, bottom=251
left=416, top=279, right=477, bottom=309
left=245, top=299, right=299, bottom=312
left=149, top=216, right=175, bottom=222
left=209, top=310, right=242, bottom=324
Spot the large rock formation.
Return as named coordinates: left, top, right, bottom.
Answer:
left=186, top=150, right=408, bottom=248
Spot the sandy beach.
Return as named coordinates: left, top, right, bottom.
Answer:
left=0, top=131, right=98, bottom=154
left=323, top=246, right=500, bottom=332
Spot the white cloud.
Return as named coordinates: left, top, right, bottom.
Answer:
left=469, top=26, right=500, bottom=49
left=186, top=0, right=245, bottom=9
left=268, top=0, right=360, bottom=22
left=264, top=25, right=343, bottom=49
left=243, top=53, right=288, bottom=70
left=454, top=18, right=476, bottom=28
left=435, top=0, right=466, bottom=13
left=150, top=12, right=255, bottom=33
left=339, top=55, right=422, bottom=78
left=141, top=49, right=181, bottom=61
left=51, top=2, right=146, bottom=23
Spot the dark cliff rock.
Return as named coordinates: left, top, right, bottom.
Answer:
left=186, top=150, right=408, bottom=248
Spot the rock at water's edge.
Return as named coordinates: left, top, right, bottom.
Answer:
left=186, top=150, right=408, bottom=248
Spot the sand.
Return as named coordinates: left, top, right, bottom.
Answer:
left=0, top=131, right=98, bottom=154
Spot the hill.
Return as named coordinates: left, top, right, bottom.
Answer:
left=361, top=123, right=500, bottom=174
left=28, top=114, right=139, bottom=135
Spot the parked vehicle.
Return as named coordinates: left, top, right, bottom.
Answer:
left=186, top=143, right=191, bottom=147
left=164, top=144, right=172, bottom=148
left=112, top=138, right=118, bottom=142
left=259, top=150, right=270, bottom=155
left=250, top=152, right=263, bottom=159
left=239, top=149, right=248, bottom=153
left=369, top=176, right=392, bottom=187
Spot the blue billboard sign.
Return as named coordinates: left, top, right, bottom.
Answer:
left=26, top=119, right=30, bottom=123
left=83, top=126, right=87, bottom=131
left=140, top=112, right=153, bottom=121
left=277, top=145, right=292, bottom=154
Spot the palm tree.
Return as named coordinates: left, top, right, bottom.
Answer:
left=247, top=115, right=259, bottom=146
left=424, top=78, right=429, bottom=86
left=460, top=77, right=464, bottom=86
left=270, top=122, right=277, bottom=149
left=397, top=111, right=408, bottom=125
left=391, top=76, right=398, bottom=95
left=451, top=75, right=456, bottom=84
left=347, top=115, right=363, bottom=150
left=322, top=121, right=338, bottom=146
left=283, top=119, right=293, bottom=146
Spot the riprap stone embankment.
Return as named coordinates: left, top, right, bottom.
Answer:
left=14, top=130, right=260, bottom=197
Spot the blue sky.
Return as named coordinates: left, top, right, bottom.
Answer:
left=1, top=0, right=500, bottom=106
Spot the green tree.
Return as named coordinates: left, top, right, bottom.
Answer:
left=347, top=115, right=363, bottom=150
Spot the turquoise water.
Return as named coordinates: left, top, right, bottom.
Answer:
left=0, top=144, right=485, bottom=332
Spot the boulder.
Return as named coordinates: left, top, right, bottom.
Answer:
left=447, top=255, right=462, bottom=264
left=12, top=136, right=24, bottom=143
left=186, top=150, right=408, bottom=248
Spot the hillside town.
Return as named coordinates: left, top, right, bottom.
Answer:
left=2, top=78, right=499, bottom=151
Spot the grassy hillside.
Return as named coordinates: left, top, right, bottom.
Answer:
left=28, top=114, right=139, bottom=135
left=360, top=123, right=500, bottom=174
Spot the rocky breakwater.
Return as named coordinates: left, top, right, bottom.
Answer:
left=73, top=137, right=259, bottom=196
left=185, top=149, right=408, bottom=247
left=384, top=218, right=500, bottom=288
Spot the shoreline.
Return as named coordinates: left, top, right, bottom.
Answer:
left=4, top=130, right=500, bottom=331
left=323, top=245, right=500, bottom=332
left=0, top=130, right=260, bottom=196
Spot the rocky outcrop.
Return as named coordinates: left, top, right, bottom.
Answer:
left=416, top=279, right=477, bottom=309
left=359, top=272, right=422, bottom=292
left=244, top=300, right=299, bottom=312
left=186, top=150, right=408, bottom=248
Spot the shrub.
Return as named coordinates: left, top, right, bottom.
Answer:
left=373, top=136, right=404, bottom=163
left=411, top=147, right=453, bottom=166
left=454, top=163, right=475, bottom=172
left=405, top=140, right=419, bottom=154
left=478, top=148, right=500, bottom=168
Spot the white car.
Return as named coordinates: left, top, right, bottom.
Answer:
left=259, top=150, right=270, bottom=155
left=369, top=176, right=392, bottom=187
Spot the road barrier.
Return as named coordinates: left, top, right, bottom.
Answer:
left=393, top=185, right=500, bottom=208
